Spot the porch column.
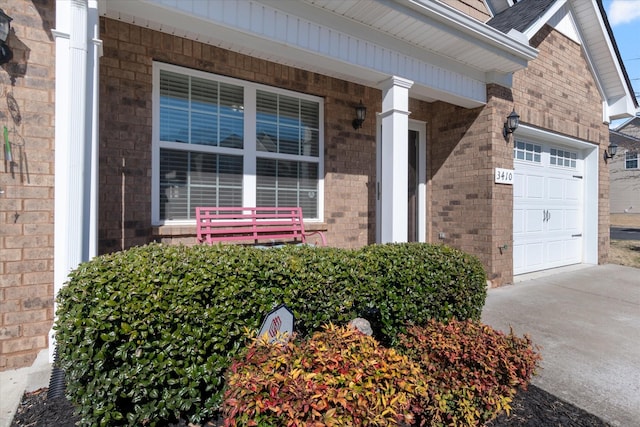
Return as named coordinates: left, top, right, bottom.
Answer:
left=51, top=0, right=101, bottom=362
left=379, top=76, right=413, bottom=243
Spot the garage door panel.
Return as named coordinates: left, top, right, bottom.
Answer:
left=526, top=175, right=545, bottom=198
left=514, top=174, right=525, bottom=199
left=547, top=177, right=565, bottom=199
left=546, top=240, right=564, bottom=263
left=547, top=209, right=563, bottom=231
left=513, top=142, right=584, bottom=275
left=513, top=208, right=524, bottom=234
left=525, top=209, right=544, bottom=232
left=514, top=241, right=544, bottom=272
left=564, top=209, right=581, bottom=231
left=564, top=239, right=582, bottom=263
left=566, top=180, right=581, bottom=201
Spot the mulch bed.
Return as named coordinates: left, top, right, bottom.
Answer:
left=11, top=385, right=610, bottom=426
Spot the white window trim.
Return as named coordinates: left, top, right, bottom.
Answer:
left=151, top=62, right=324, bottom=225
left=624, top=151, right=639, bottom=170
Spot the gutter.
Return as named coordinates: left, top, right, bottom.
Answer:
left=404, top=0, right=538, bottom=62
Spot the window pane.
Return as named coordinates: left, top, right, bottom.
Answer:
left=160, top=108, right=189, bottom=142
left=160, top=71, right=244, bottom=148
left=160, top=149, right=242, bottom=220
left=191, top=112, right=218, bottom=145
left=256, top=90, right=320, bottom=157
left=257, top=122, right=278, bottom=152
left=301, top=99, right=319, bottom=129
left=160, top=149, right=189, bottom=220
left=219, top=115, right=244, bottom=149
left=191, top=76, right=218, bottom=113
left=160, top=70, right=189, bottom=109
left=302, top=129, right=319, bottom=156
left=256, top=158, right=318, bottom=218
left=257, top=91, right=277, bottom=115
left=279, top=125, right=300, bottom=155
left=279, top=95, right=299, bottom=119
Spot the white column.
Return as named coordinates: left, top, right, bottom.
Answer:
left=51, top=0, right=101, bottom=362
left=378, top=76, right=413, bottom=243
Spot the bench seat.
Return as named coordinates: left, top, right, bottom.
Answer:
left=196, top=207, right=327, bottom=246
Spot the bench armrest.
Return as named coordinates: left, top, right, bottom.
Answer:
left=303, top=230, right=327, bottom=246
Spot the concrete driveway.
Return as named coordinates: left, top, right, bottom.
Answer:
left=482, top=264, right=640, bottom=427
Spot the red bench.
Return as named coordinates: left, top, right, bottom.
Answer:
left=196, top=207, right=327, bottom=246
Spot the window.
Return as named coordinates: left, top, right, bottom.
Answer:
left=550, top=148, right=577, bottom=169
left=626, top=151, right=639, bottom=170
left=153, top=63, right=323, bottom=224
left=514, top=141, right=541, bottom=163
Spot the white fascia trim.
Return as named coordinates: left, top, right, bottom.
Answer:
left=570, top=0, right=636, bottom=121
left=407, top=0, right=538, bottom=62
left=515, top=124, right=596, bottom=150
left=522, top=0, right=568, bottom=41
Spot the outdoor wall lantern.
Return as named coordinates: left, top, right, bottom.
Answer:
left=0, top=8, right=12, bottom=65
left=503, top=108, right=520, bottom=140
left=604, top=143, right=618, bottom=160
left=352, top=100, right=367, bottom=130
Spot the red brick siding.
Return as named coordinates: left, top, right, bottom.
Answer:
left=0, top=0, right=55, bottom=370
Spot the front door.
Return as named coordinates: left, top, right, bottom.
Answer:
left=376, top=120, right=426, bottom=242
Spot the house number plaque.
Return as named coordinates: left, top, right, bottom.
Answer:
left=494, top=168, right=514, bottom=185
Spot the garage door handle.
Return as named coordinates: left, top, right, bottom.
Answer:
left=572, top=234, right=582, bottom=237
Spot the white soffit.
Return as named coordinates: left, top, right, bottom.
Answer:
left=103, top=0, right=537, bottom=108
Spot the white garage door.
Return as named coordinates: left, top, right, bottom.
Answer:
left=513, top=141, right=584, bottom=275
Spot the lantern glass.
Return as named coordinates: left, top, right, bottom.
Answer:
left=507, top=109, right=520, bottom=133
left=356, top=101, right=366, bottom=122
left=608, top=143, right=618, bottom=157
left=0, top=9, right=11, bottom=43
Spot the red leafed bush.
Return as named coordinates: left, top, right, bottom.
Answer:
left=397, top=319, right=541, bottom=426
left=222, top=324, right=427, bottom=426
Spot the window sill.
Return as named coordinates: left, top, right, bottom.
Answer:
left=152, top=222, right=328, bottom=241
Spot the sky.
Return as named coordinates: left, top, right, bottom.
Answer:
left=601, top=0, right=640, bottom=126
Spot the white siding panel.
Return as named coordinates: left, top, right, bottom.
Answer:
left=121, top=0, right=489, bottom=105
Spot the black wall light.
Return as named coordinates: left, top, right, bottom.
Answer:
left=604, top=143, right=618, bottom=160
left=352, top=100, right=366, bottom=130
left=503, top=108, right=520, bottom=140
left=0, top=8, right=12, bottom=65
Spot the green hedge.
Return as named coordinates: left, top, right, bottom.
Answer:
left=55, top=242, right=486, bottom=426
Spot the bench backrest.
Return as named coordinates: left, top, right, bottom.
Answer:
left=196, top=207, right=308, bottom=245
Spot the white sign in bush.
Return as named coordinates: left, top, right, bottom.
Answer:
left=258, top=304, right=294, bottom=343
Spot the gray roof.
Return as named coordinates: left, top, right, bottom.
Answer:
left=610, top=130, right=640, bottom=151
left=487, top=0, right=557, bottom=33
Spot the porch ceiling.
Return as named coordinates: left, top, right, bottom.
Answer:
left=103, top=0, right=537, bottom=108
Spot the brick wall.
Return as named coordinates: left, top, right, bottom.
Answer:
left=511, top=25, right=610, bottom=264
left=418, top=101, right=509, bottom=284
left=98, top=18, right=380, bottom=254
left=0, top=0, right=55, bottom=370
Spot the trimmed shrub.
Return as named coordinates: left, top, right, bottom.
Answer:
left=222, top=324, right=427, bottom=426
left=397, top=319, right=541, bottom=426
left=55, top=242, right=487, bottom=425
left=356, top=243, right=487, bottom=344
